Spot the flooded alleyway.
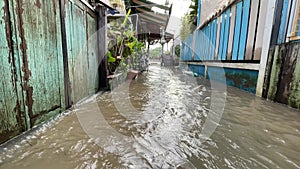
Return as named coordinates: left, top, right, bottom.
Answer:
left=0, top=65, right=300, bottom=169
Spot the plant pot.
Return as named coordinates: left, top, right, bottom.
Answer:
left=127, top=69, right=138, bottom=79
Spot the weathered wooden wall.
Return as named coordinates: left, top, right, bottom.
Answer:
left=181, top=0, right=263, bottom=94
left=261, top=0, right=299, bottom=109
left=0, top=0, right=28, bottom=143
left=263, top=43, right=300, bottom=109
left=64, top=0, right=99, bottom=103
left=0, top=0, right=100, bottom=143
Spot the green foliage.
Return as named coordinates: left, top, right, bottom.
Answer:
left=180, top=0, right=199, bottom=42
left=149, top=47, right=162, bottom=59
left=107, top=51, right=116, bottom=63
left=107, top=9, right=146, bottom=74
left=175, top=45, right=181, bottom=57
left=189, top=0, right=199, bottom=26
left=180, top=14, right=193, bottom=42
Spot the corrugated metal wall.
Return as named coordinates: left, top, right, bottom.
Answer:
left=0, top=0, right=100, bottom=143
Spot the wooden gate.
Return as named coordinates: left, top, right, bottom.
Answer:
left=0, top=0, right=100, bottom=143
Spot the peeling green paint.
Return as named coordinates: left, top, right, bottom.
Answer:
left=267, top=46, right=280, bottom=100
left=0, top=0, right=100, bottom=144
left=65, top=1, right=98, bottom=103
left=288, top=48, right=300, bottom=109
left=0, top=0, right=26, bottom=143
left=266, top=43, right=300, bottom=109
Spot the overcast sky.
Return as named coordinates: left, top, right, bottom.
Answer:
left=149, top=0, right=191, bottom=17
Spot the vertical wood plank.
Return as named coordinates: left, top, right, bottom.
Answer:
left=270, top=0, right=284, bottom=45
left=198, top=30, right=202, bottom=60
left=256, top=0, right=277, bottom=96
left=253, top=0, right=268, bottom=60
left=218, top=14, right=225, bottom=60
left=194, top=30, right=197, bottom=60
left=59, top=0, right=71, bottom=108
left=209, top=23, right=213, bottom=60
left=201, top=29, right=204, bottom=60
left=98, top=5, right=108, bottom=89
left=245, top=0, right=259, bottom=60
left=286, top=0, right=297, bottom=42
left=277, top=0, right=290, bottom=44
left=192, top=31, right=197, bottom=60
left=13, top=0, right=65, bottom=125
left=238, top=0, right=251, bottom=60
left=222, top=9, right=231, bottom=60
left=210, top=19, right=218, bottom=60
left=202, top=27, right=206, bottom=60
left=0, top=0, right=27, bottom=141
left=232, top=2, right=243, bottom=60
left=215, top=17, right=221, bottom=60
left=227, top=4, right=236, bottom=60
left=204, top=26, right=209, bottom=60
left=87, top=13, right=98, bottom=94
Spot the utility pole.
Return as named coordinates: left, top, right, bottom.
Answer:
left=160, top=27, right=166, bottom=66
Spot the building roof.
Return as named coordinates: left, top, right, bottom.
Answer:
left=125, top=0, right=173, bottom=43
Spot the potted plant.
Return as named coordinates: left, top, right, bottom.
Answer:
left=107, top=9, right=145, bottom=78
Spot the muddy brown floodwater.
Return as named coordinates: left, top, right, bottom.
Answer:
left=0, top=65, right=300, bottom=169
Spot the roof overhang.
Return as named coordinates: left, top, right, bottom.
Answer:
left=95, top=0, right=115, bottom=10
left=126, top=0, right=173, bottom=43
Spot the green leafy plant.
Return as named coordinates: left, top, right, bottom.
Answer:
left=107, top=9, right=145, bottom=74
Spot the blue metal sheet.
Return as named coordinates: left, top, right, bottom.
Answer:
left=232, top=2, right=243, bottom=60
left=238, top=0, right=251, bottom=60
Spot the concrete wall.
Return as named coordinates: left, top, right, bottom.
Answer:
left=0, top=0, right=101, bottom=143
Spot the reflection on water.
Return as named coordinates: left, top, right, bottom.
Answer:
left=0, top=65, right=300, bottom=169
